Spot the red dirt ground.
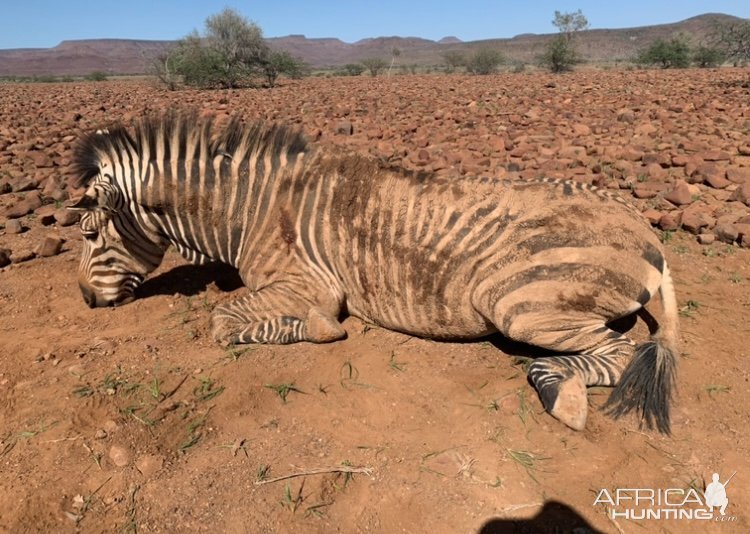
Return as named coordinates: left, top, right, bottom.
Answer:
left=1, top=71, right=749, bottom=533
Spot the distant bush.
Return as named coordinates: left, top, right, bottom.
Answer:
left=538, top=10, right=589, bottom=73
left=692, top=45, right=726, bottom=68
left=85, top=71, right=108, bottom=81
left=466, top=48, right=504, bottom=75
left=157, top=8, right=270, bottom=89
left=710, top=20, right=750, bottom=66
left=441, top=50, right=465, bottom=73
left=361, top=57, right=387, bottom=77
left=637, top=37, right=691, bottom=68
left=262, top=50, right=308, bottom=87
left=341, top=63, right=365, bottom=76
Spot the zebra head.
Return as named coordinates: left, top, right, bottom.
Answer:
left=70, top=174, right=166, bottom=308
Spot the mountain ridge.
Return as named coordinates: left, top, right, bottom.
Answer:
left=0, top=13, right=745, bottom=76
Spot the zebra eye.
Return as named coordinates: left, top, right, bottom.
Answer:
left=82, top=229, right=99, bottom=240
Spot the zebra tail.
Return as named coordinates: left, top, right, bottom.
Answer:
left=604, top=262, right=679, bottom=434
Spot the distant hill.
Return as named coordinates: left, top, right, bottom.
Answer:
left=0, top=13, right=745, bottom=76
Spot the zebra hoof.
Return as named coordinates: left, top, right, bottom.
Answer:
left=210, top=313, right=243, bottom=345
left=305, top=307, right=346, bottom=343
left=546, top=375, right=588, bottom=431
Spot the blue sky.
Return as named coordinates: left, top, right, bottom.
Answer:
left=1, top=1, right=748, bottom=49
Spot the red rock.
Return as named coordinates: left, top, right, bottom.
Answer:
left=680, top=204, right=715, bottom=234
left=633, top=182, right=667, bottom=199
left=699, top=150, right=731, bottom=162
left=617, top=109, right=635, bottom=123
left=334, top=121, right=353, bottom=135
left=659, top=211, right=682, bottom=230
left=11, top=249, right=35, bottom=263
left=37, top=236, right=64, bottom=257
left=54, top=209, right=80, bottom=227
left=671, top=154, right=690, bottom=167
left=645, top=163, right=667, bottom=180
left=714, top=222, right=739, bottom=243
left=738, top=145, right=750, bottom=156
left=26, top=150, right=54, bottom=168
left=726, top=167, right=750, bottom=184
left=5, top=219, right=23, bottom=234
left=697, top=233, right=715, bottom=245
left=643, top=153, right=671, bottom=167
left=664, top=180, right=694, bottom=206
left=642, top=208, right=663, bottom=225
left=572, top=123, right=591, bottom=136
left=634, top=123, right=657, bottom=136
left=35, top=205, right=57, bottom=226
left=729, top=182, right=750, bottom=206
left=704, top=172, right=731, bottom=189
left=10, top=176, right=37, bottom=192
left=736, top=224, right=750, bottom=248
left=4, top=192, right=42, bottom=219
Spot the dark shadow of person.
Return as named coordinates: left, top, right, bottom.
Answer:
left=136, top=262, right=243, bottom=299
left=478, top=500, right=604, bottom=534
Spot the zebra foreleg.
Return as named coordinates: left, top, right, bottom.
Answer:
left=503, top=315, right=634, bottom=430
left=210, top=291, right=345, bottom=345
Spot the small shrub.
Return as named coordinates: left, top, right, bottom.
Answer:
left=85, top=71, right=108, bottom=81
left=466, top=48, right=504, bottom=75
left=342, top=63, right=365, bottom=76
left=637, top=37, right=691, bottom=68
left=692, top=45, right=726, bottom=68
left=361, top=57, right=387, bottom=77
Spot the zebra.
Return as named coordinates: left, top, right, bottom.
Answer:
left=70, top=112, right=679, bottom=434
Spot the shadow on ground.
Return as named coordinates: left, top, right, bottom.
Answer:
left=478, top=500, right=604, bottom=534
left=137, top=262, right=243, bottom=299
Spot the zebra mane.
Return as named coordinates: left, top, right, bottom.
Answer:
left=72, top=111, right=309, bottom=188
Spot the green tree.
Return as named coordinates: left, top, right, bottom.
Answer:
left=711, top=21, right=750, bottom=65
left=387, top=47, right=401, bottom=76
left=262, top=50, right=307, bottom=87
left=166, top=7, right=270, bottom=89
left=538, top=9, right=589, bottom=73
left=466, top=48, right=504, bottom=75
left=638, top=37, right=691, bottom=68
left=441, top=50, right=465, bottom=73
left=361, top=57, right=387, bottom=77
left=342, top=63, right=365, bottom=76
left=692, top=45, right=726, bottom=68
left=85, top=71, right=108, bottom=81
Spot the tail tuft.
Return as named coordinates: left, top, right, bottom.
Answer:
left=604, top=338, right=677, bottom=434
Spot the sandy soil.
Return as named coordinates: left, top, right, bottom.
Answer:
left=1, top=71, right=749, bottom=533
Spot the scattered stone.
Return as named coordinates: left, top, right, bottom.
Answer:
left=335, top=121, right=353, bottom=135
left=109, top=444, right=131, bottom=467
left=35, top=205, right=57, bottom=226
left=572, top=123, right=591, bottom=136
left=697, top=233, right=715, bottom=245
left=642, top=208, right=663, bottom=225
left=729, top=182, right=750, bottom=206
left=704, top=172, right=731, bottom=189
left=726, top=167, right=750, bottom=184
left=94, top=429, right=108, bottom=440
left=37, top=236, right=64, bottom=257
left=714, top=222, right=739, bottom=244
left=659, top=211, right=682, bottom=231
left=699, top=150, right=731, bottom=162
left=664, top=180, right=694, bottom=206
left=11, top=249, right=35, bottom=263
left=4, top=193, right=42, bottom=219
left=4, top=219, right=24, bottom=234
left=135, top=454, right=164, bottom=477
left=26, top=150, right=54, bottom=168
left=54, top=209, right=80, bottom=227
left=0, top=248, right=10, bottom=268
left=680, top=204, right=715, bottom=234
left=10, top=177, right=37, bottom=192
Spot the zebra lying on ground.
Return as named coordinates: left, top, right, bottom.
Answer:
left=71, top=112, right=678, bottom=433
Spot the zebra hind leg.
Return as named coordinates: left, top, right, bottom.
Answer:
left=211, top=292, right=345, bottom=345
left=509, top=318, right=634, bottom=430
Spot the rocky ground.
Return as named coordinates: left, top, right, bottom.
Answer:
left=0, top=70, right=749, bottom=533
